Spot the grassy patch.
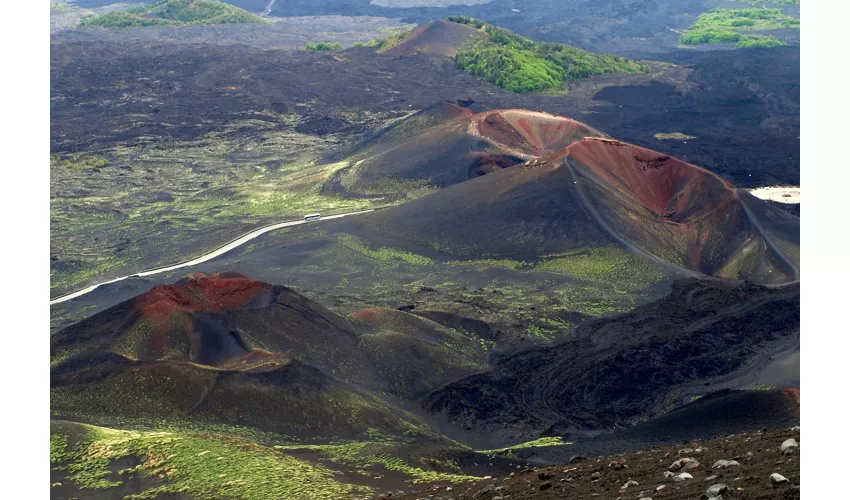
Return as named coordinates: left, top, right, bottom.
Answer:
left=338, top=234, right=435, bottom=265
left=654, top=132, right=697, bottom=140
left=535, top=246, right=666, bottom=287
left=373, top=28, right=415, bottom=52
left=479, top=436, right=571, bottom=456
left=733, top=0, right=797, bottom=4
left=447, top=258, right=528, bottom=270
left=51, top=154, right=109, bottom=169
left=50, top=422, right=367, bottom=498
left=448, top=16, right=649, bottom=93
left=276, top=441, right=482, bottom=484
left=678, top=8, right=798, bottom=49
left=80, top=0, right=267, bottom=29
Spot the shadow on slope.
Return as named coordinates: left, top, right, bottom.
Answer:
left=424, top=278, right=799, bottom=447
left=347, top=136, right=799, bottom=284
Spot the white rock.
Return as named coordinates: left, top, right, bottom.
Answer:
left=707, top=483, right=729, bottom=496
left=770, top=472, right=790, bottom=487
left=780, top=438, right=799, bottom=454
left=668, top=457, right=699, bottom=472
left=672, top=472, right=693, bottom=482
left=712, top=459, right=741, bottom=469
left=621, top=480, right=639, bottom=489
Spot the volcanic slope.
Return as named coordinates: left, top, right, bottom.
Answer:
left=50, top=272, right=488, bottom=437
left=381, top=19, right=487, bottom=57
left=424, top=278, right=800, bottom=448
left=326, top=100, right=604, bottom=199
left=347, top=136, right=799, bottom=284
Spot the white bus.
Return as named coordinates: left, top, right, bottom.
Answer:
left=304, top=213, right=322, bottom=221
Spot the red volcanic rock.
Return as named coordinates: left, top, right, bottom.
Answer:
left=566, top=137, right=734, bottom=221
left=135, top=272, right=269, bottom=323
left=472, top=109, right=603, bottom=156
left=469, top=153, right=525, bottom=176
left=781, top=388, right=800, bottom=409
left=349, top=307, right=388, bottom=324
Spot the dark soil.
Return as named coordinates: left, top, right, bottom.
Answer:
left=399, top=426, right=801, bottom=500
left=424, top=279, right=800, bottom=447
left=51, top=42, right=799, bottom=188
left=169, top=0, right=795, bottom=57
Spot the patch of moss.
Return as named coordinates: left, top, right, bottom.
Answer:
left=51, top=154, right=110, bottom=169
left=535, top=246, right=667, bottom=288
left=654, top=132, right=697, bottom=140
left=338, top=234, right=435, bottom=265
left=479, top=436, right=571, bottom=456
left=50, top=421, right=368, bottom=499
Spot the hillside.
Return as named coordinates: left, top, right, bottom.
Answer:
left=424, top=278, right=800, bottom=445
left=375, top=18, right=650, bottom=93
left=347, top=136, right=799, bottom=284
left=326, top=100, right=604, bottom=198
left=380, top=19, right=486, bottom=57
left=50, top=275, right=800, bottom=497
left=400, top=425, right=800, bottom=500
left=79, top=0, right=267, bottom=29
left=443, top=17, right=649, bottom=93
left=50, top=272, right=488, bottom=437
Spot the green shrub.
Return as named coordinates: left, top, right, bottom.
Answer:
left=736, top=35, right=788, bottom=49
left=303, top=41, right=344, bottom=52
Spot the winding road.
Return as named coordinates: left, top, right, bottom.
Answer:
left=262, top=0, right=277, bottom=16
left=49, top=209, right=375, bottom=306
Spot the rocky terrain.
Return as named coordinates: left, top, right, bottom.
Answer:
left=398, top=427, right=801, bottom=500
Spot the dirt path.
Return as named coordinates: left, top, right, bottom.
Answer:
left=48, top=210, right=375, bottom=306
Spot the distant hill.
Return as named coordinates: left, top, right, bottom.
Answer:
left=380, top=19, right=487, bottom=57
left=378, top=18, right=650, bottom=93
left=79, top=0, right=267, bottom=29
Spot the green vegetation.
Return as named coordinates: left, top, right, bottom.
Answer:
left=535, top=246, right=664, bottom=286
left=275, top=441, right=483, bottom=484
left=678, top=8, right=798, bottom=49
left=374, top=28, right=414, bottom=51
left=479, top=436, right=571, bottom=456
left=51, top=155, right=109, bottom=169
left=735, top=35, right=788, bottom=49
left=338, top=234, right=435, bottom=265
left=50, top=421, right=368, bottom=498
left=733, top=0, right=798, bottom=4
left=447, top=17, right=649, bottom=93
left=303, top=42, right=344, bottom=52
left=80, top=0, right=267, bottom=29
left=50, top=2, right=77, bottom=12
left=654, top=132, right=697, bottom=140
